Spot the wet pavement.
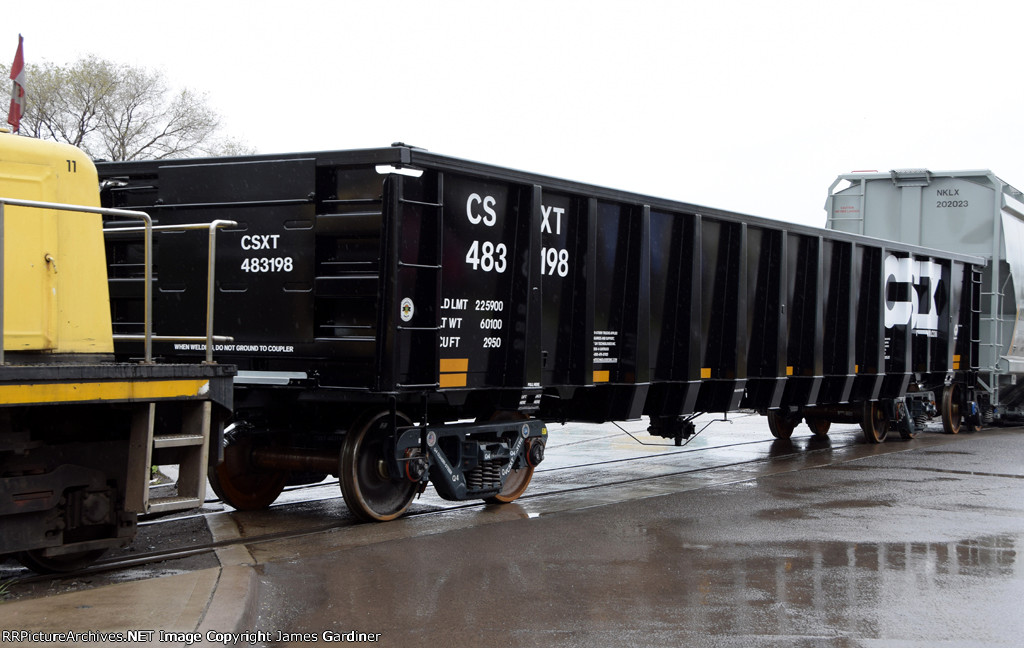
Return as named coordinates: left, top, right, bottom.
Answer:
left=246, top=426, right=1024, bottom=647
left=2, top=419, right=1023, bottom=647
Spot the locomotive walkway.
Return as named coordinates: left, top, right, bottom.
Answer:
left=3, top=422, right=1024, bottom=646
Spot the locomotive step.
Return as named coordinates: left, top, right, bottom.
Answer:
left=147, top=496, right=204, bottom=514
left=153, top=433, right=205, bottom=448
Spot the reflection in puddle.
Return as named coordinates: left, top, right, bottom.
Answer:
left=687, top=534, right=1021, bottom=640
left=259, top=522, right=1024, bottom=646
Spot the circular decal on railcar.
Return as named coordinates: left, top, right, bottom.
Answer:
left=400, top=297, right=415, bottom=322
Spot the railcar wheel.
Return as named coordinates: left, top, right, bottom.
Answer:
left=861, top=401, right=888, bottom=443
left=209, top=432, right=288, bottom=511
left=15, top=548, right=108, bottom=574
left=941, top=384, right=964, bottom=434
left=340, top=411, right=417, bottom=522
left=483, top=411, right=536, bottom=504
left=805, top=417, right=831, bottom=436
left=766, top=410, right=796, bottom=439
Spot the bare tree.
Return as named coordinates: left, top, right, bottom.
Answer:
left=2, top=55, right=251, bottom=160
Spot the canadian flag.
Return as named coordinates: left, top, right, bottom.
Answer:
left=8, top=35, right=24, bottom=133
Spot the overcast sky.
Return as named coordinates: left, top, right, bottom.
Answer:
left=5, top=0, right=1022, bottom=227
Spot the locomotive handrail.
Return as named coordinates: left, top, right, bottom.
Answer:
left=0, top=197, right=154, bottom=365
left=102, top=220, right=238, bottom=364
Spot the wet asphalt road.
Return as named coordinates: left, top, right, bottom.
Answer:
left=243, top=426, right=1024, bottom=647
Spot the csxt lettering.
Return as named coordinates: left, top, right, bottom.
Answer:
left=241, top=234, right=281, bottom=250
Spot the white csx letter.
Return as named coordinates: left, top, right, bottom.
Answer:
left=884, top=254, right=941, bottom=332
left=466, top=193, right=497, bottom=226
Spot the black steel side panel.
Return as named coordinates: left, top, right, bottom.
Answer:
left=98, top=147, right=983, bottom=420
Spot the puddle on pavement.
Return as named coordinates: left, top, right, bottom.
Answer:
left=666, top=533, right=1023, bottom=641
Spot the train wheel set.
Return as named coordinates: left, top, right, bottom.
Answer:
left=205, top=407, right=547, bottom=521
left=763, top=381, right=981, bottom=448
left=340, top=410, right=419, bottom=522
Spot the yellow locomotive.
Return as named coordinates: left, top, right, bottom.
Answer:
left=0, top=131, right=234, bottom=572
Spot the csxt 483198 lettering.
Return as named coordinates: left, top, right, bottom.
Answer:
left=98, top=146, right=984, bottom=521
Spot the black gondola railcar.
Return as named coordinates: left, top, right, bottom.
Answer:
left=97, top=145, right=984, bottom=522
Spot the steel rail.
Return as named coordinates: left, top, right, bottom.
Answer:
left=2, top=425, right=975, bottom=591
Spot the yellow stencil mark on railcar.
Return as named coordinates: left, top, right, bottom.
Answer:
left=700, top=368, right=711, bottom=379
left=439, top=373, right=467, bottom=388
left=439, top=358, right=469, bottom=388
left=440, top=358, right=469, bottom=372
left=0, top=379, right=210, bottom=406
left=593, top=370, right=610, bottom=383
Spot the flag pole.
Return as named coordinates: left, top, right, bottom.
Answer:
left=7, top=34, right=25, bottom=133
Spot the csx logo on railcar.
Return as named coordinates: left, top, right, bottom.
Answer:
left=884, top=254, right=943, bottom=334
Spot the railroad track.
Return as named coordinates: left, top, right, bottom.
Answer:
left=3, top=421, right=923, bottom=591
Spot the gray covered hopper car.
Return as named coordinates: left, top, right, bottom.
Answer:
left=827, top=169, right=1023, bottom=423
